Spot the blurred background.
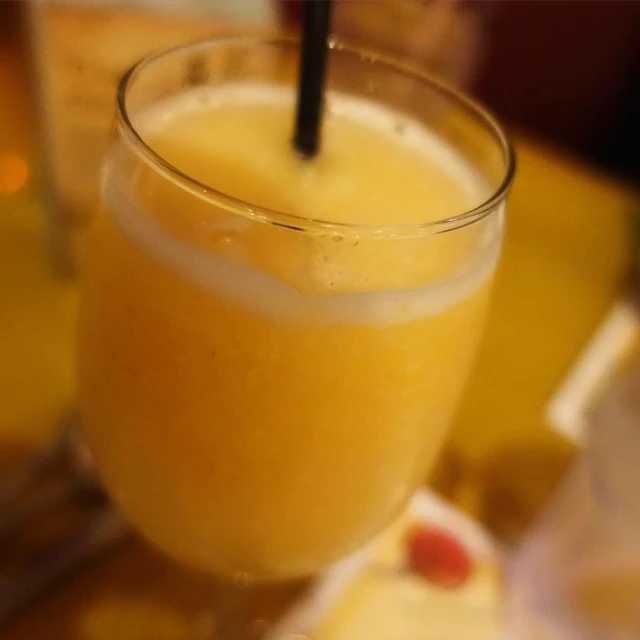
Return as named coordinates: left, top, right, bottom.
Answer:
left=4, top=0, right=640, bottom=181
left=474, top=0, right=640, bottom=181
left=0, top=1, right=639, bottom=638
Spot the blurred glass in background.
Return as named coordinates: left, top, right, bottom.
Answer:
left=507, top=355, right=640, bottom=639
left=28, top=0, right=278, bottom=274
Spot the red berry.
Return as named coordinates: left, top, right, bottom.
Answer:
left=406, top=525, right=474, bottom=589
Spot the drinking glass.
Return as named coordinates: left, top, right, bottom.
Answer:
left=78, top=36, right=513, bottom=586
left=506, top=357, right=640, bottom=639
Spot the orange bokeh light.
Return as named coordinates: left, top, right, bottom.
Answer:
left=0, top=152, right=29, bottom=194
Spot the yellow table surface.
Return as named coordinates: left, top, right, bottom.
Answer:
left=435, top=137, right=637, bottom=539
left=1, top=37, right=639, bottom=638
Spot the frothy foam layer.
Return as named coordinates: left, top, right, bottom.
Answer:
left=138, top=83, right=486, bottom=206
left=104, top=83, right=503, bottom=326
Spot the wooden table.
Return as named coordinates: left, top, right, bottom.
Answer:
left=1, top=30, right=638, bottom=639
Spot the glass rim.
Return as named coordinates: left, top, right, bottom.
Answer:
left=116, top=35, right=516, bottom=237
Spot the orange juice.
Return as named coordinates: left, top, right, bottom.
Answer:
left=79, top=83, right=503, bottom=578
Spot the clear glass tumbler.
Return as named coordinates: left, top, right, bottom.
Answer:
left=78, top=36, right=514, bottom=584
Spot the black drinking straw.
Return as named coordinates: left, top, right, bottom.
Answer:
left=293, top=0, right=333, bottom=158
